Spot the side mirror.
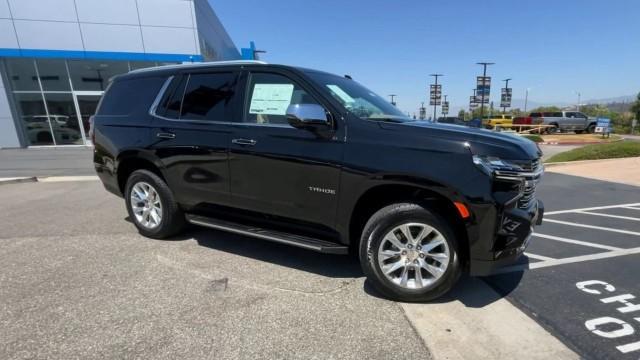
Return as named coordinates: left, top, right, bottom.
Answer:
left=286, top=104, right=330, bottom=131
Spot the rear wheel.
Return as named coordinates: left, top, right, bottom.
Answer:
left=547, top=123, right=559, bottom=134
left=359, top=203, right=461, bottom=302
left=587, top=124, right=596, bottom=134
left=125, top=169, right=185, bottom=238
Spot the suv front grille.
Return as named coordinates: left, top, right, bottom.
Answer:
left=516, top=158, right=542, bottom=209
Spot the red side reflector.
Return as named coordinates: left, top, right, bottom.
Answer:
left=454, top=202, right=471, bottom=219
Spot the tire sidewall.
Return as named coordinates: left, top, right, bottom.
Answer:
left=360, top=204, right=461, bottom=302
left=124, top=170, right=179, bottom=238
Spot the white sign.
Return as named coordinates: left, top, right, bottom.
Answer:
left=249, top=84, right=294, bottom=115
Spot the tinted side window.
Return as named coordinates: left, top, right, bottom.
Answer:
left=530, top=112, right=542, bottom=117
left=98, top=76, right=166, bottom=116
left=245, top=72, right=321, bottom=125
left=158, top=76, right=187, bottom=119
left=565, top=112, right=576, bottom=118
left=180, top=72, right=238, bottom=121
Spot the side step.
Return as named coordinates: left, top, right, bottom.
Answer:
left=185, top=214, right=349, bottom=254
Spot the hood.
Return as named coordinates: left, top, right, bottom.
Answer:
left=380, top=121, right=543, bottom=160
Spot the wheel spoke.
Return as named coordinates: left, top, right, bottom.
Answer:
left=383, top=233, right=405, bottom=251
left=149, top=209, right=161, bottom=224
left=380, top=249, right=401, bottom=261
left=422, top=237, right=445, bottom=253
left=414, top=265, right=424, bottom=287
left=400, top=266, right=409, bottom=287
left=421, top=261, right=444, bottom=277
left=399, top=224, right=413, bottom=243
left=426, top=252, right=449, bottom=263
left=415, top=225, right=432, bottom=244
left=383, top=260, right=404, bottom=275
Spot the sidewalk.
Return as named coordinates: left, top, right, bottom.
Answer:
left=546, top=156, right=640, bottom=186
left=0, top=147, right=95, bottom=178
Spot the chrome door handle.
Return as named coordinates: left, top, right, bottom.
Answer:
left=232, top=138, right=257, bottom=146
left=156, top=132, right=176, bottom=139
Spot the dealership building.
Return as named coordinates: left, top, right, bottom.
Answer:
left=0, top=0, right=245, bottom=148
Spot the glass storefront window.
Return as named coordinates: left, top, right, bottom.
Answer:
left=14, top=93, right=54, bottom=145
left=68, top=60, right=129, bottom=91
left=5, top=58, right=39, bottom=91
left=43, top=93, right=84, bottom=145
left=35, top=59, right=71, bottom=91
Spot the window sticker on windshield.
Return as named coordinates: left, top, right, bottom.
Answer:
left=249, top=84, right=294, bottom=115
left=327, top=85, right=355, bottom=104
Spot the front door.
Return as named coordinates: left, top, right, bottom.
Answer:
left=229, top=71, right=343, bottom=228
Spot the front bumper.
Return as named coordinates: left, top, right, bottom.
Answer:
left=469, top=199, right=544, bottom=275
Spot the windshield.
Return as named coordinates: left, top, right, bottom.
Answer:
left=306, top=71, right=413, bottom=122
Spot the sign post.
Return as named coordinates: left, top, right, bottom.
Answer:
left=595, top=118, right=612, bottom=138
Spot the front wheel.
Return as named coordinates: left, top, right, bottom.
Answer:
left=359, top=203, right=461, bottom=302
left=125, top=169, right=185, bottom=239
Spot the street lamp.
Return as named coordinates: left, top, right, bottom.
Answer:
left=476, top=62, right=494, bottom=119
left=389, top=94, right=397, bottom=106
left=575, top=91, right=581, bottom=111
left=524, top=88, right=531, bottom=112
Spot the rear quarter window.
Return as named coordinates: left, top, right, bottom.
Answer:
left=97, top=76, right=167, bottom=116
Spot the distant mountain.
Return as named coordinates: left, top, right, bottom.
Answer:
left=584, top=95, right=636, bottom=105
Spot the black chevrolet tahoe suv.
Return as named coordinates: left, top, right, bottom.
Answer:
left=93, top=60, right=544, bottom=301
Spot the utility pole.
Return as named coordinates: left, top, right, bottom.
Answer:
left=476, top=62, right=494, bottom=119
left=389, top=94, right=397, bottom=106
left=575, top=91, right=581, bottom=111
left=419, top=102, right=426, bottom=120
left=502, top=78, right=511, bottom=113
left=524, top=88, right=530, bottom=112
left=430, top=74, right=443, bottom=122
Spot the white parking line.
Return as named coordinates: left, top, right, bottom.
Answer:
left=497, top=247, right=640, bottom=274
left=577, top=211, right=640, bottom=222
left=544, top=219, right=640, bottom=236
left=533, top=233, right=622, bottom=251
left=623, top=206, right=640, bottom=211
left=545, top=203, right=640, bottom=215
left=524, top=252, right=555, bottom=261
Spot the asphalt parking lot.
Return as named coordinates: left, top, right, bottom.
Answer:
left=2, top=171, right=639, bottom=359
left=486, top=173, right=640, bottom=359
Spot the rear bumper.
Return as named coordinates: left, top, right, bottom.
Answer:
left=469, top=199, right=544, bottom=276
left=95, top=163, right=123, bottom=197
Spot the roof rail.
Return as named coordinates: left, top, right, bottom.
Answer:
left=129, top=60, right=268, bottom=74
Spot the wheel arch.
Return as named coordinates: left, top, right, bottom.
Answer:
left=116, top=151, right=166, bottom=194
left=346, top=182, right=470, bottom=265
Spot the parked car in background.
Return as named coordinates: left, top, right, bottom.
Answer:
left=482, top=114, right=513, bottom=129
left=529, top=111, right=597, bottom=134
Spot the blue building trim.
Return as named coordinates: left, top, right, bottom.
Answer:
left=0, top=48, right=203, bottom=62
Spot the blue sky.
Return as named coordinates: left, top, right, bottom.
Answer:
left=212, top=0, right=640, bottom=115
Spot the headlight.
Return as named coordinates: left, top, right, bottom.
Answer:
left=472, top=155, right=524, bottom=176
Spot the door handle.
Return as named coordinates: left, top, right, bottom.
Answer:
left=156, top=132, right=176, bottom=139
left=232, top=138, right=257, bottom=146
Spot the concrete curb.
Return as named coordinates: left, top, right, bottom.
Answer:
left=0, top=177, right=38, bottom=185
left=545, top=156, right=640, bottom=167
left=0, top=175, right=99, bottom=185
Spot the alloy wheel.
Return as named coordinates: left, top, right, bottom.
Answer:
left=377, top=222, right=450, bottom=290
left=130, top=181, right=163, bottom=229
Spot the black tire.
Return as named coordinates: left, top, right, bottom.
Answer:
left=359, top=203, right=462, bottom=302
left=124, top=169, right=185, bottom=239
left=547, top=123, right=559, bottom=134
left=587, top=124, right=596, bottom=134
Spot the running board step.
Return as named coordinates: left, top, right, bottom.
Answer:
left=185, top=214, right=348, bottom=254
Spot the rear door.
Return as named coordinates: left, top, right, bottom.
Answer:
left=564, top=111, right=583, bottom=130
left=228, top=70, right=344, bottom=228
left=150, top=70, right=241, bottom=209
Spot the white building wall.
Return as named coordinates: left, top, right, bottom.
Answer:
left=0, top=0, right=238, bottom=58
left=0, top=73, right=21, bottom=148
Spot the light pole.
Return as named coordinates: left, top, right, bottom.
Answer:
left=476, top=62, right=494, bottom=119
left=575, top=91, right=581, bottom=111
left=430, top=74, right=443, bottom=122
left=502, top=78, right=512, bottom=113
left=389, top=94, right=397, bottom=106
left=524, top=88, right=530, bottom=112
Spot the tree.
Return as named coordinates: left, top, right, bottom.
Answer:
left=631, top=92, right=640, bottom=120
left=458, top=109, right=466, bottom=120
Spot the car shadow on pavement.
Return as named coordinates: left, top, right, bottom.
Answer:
left=176, top=227, right=364, bottom=279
